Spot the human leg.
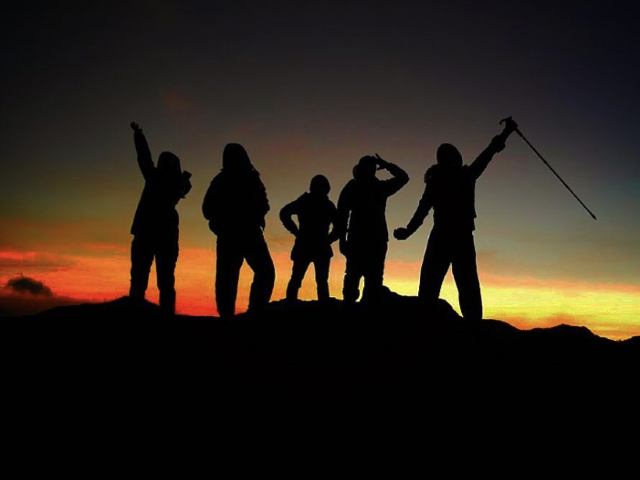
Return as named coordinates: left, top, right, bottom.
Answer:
left=156, top=235, right=179, bottom=315
left=361, top=243, right=388, bottom=303
left=418, top=228, right=452, bottom=305
left=313, top=256, right=331, bottom=301
left=215, top=236, right=244, bottom=318
left=452, top=233, right=482, bottom=321
left=244, top=232, right=276, bottom=311
left=129, top=235, right=155, bottom=300
left=342, top=250, right=362, bottom=303
left=286, top=258, right=311, bottom=300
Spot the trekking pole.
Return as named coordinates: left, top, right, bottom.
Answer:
left=500, top=117, right=597, bottom=220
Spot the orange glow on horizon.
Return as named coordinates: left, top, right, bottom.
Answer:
left=1, top=247, right=639, bottom=340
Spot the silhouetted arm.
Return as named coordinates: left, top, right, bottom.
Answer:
left=255, top=176, right=270, bottom=230
left=376, top=154, right=409, bottom=196
left=131, top=122, right=154, bottom=180
left=202, top=181, right=214, bottom=221
left=179, top=171, right=192, bottom=199
left=280, top=197, right=301, bottom=237
left=407, top=187, right=433, bottom=233
left=394, top=185, right=433, bottom=240
left=468, top=119, right=518, bottom=180
left=336, top=184, right=353, bottom=254
left=327, top=201, right=340, bottom=243
left=202, top=177, right=221, bottom=234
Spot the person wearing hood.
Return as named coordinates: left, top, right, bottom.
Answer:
left=202, top=143, right=275, bottom=318
left=336, top=154, right=409, bottom=303
left=394, top=118, right=518, bottom=320
left=280, top=175, right=338, bottom=301
left=129, top=122, right=192, bottom=315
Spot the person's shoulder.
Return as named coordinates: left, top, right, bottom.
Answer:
left=460, top=164, right=474, bottom=177
left=426, top=164, right=439, bottom=179
left=318, top=196, right=337, bottom=212
left=210, top=170, right=225, bottom=183
left=281, top=193, right=304, bottom=212
left=426, top=164, right=463, bottom=184
left=340, top=179, right=357, bottom=193
left=240, top=171, right=265, bottom=192
left=295, top=192, right=309, bottom=205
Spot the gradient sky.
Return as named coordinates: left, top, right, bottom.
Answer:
left=2, top=1, right=639, bottom=338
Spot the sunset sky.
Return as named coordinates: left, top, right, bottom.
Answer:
left=2, top=1, right=639, bottom=339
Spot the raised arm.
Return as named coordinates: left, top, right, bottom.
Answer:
left=394, top=182, right=433, bottom=240
left=279, top=197, right=301, bottom=237
left=131, top=122, right=154, bottom=180
left=468, top=118, right=518, bottom=180
left=376, top=154, right=409, bottom=196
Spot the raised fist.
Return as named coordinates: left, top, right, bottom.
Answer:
left=374, top=153, right=389, bottom=170
left=500, top=117, right=518, bottom=134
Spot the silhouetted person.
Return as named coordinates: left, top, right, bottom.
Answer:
left=336, top=154, right=409, bottom=303
left=394, top=118, right=518, bottom=320
left=129, top=122, right=192, bottom=315
left=280, top=175, right=339, bottom=301
left=202, top=144, right=275, bottom=318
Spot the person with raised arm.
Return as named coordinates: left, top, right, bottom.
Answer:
left=394, top=118, right=518, bottom=320
left=129, top=122, right=192, bottom=316
left=336, top=154, right=409, bottom=303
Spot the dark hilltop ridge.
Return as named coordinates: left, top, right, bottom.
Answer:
left=2, top=291, right=639, bottom=462
left=3, top=290, right=638, bottom=399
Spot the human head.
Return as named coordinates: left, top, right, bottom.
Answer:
left=157, top=151, right=182, bottom=176
left=353, top=155, right=377, bottom=180
left=309, top=174, right=330, bottom=196
left=436, top=143, right=463, bottom=168
left=222, top=143, right=255, bottom=173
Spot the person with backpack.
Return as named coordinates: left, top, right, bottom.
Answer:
left=128, top=122, right=192, bottom=315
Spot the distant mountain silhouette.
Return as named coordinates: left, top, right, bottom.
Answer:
left=3, top=293, right=638, bottom=394
left=1, top=293, right=638, bottom=462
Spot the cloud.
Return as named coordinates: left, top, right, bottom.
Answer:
left=5, top=276, right=53, bottom=297
left=0, top=275, right=89, bottom=317
left=0, top=294, right=85, bottom=318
